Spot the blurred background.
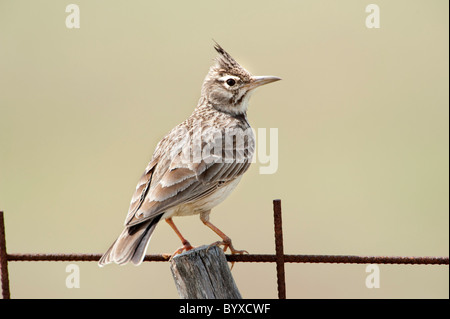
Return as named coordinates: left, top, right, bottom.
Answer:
left=0, top=0, right=448, bottom=298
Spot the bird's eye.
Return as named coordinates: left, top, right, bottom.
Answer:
left=226, top=78, right=236, bottom=86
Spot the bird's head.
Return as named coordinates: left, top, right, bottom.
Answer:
left=201, top=43, right=281, bottom=116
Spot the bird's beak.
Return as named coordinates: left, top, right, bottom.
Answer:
left=246, top=75, right=281, bottom=90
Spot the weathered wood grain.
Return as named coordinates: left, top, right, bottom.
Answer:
left=170, top=245, right=242, bottom=299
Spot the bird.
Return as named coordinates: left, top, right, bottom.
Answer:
left=98, top=42, right=280, bottom=266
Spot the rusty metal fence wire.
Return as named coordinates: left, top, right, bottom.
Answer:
left=1, top=200, right=449, bottom=299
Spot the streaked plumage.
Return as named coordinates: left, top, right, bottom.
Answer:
left=99, top=43, right=280, bottom=266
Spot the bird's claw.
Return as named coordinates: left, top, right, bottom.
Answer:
left=168, top=241, right=195, bottom=261
left=208, top=240, right=248, bottom=254
left=207, top=239, right=248, bottom=269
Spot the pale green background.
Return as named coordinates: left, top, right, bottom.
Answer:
left=0, top=0, right=448, bottom=298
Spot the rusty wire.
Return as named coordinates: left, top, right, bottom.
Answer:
left=5, top=253, right=449, bottom=265
left=1, top=203, right=449, bottom=300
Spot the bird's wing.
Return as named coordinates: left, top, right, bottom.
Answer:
left=124, top=125, right=254, bottom=227
left=123, top=158, right=158, bottom=225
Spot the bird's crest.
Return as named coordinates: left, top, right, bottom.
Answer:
left=213, top=42, right=240, bottom=70
left=212, top=41, right=251, bottom=80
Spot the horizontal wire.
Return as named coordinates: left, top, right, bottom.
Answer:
left=6, top=253, right=449, bottom=265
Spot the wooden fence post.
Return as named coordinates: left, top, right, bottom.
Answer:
left=170, top=245, right=242, bottom=299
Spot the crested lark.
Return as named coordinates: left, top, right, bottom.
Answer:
left=99, top=43, right=280, bottom=266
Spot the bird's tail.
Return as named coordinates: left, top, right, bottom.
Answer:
left=98, top=215, right=162, bottom=267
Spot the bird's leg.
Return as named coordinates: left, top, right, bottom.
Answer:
left=165, top=218, right=194, bottom=258
left=200, top=211, right=248, bottom=256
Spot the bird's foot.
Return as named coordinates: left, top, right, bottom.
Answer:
left=208, top=238, right=248, bottom=255
left=207, top=238, right=248, bottom=269
left=168, top=240, right=195, bottom=261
